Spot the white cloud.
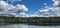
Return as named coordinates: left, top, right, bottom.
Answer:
left=0, top=0, right=39, bottom=17
left=0, top=1, right=28, bottom=17
left=26, top=14, right=39, bottom=17
left=36, top=6, right=56, bottom=17
left=35, top=0, right=60, bottom=17
left=52, top=0, right=60, bottom=16
left=52, top=0, right=60, bottom=6
left=0, top=0, right=60, bottom=17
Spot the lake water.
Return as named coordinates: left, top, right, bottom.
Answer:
left=0, top=24, right=60, bottom=28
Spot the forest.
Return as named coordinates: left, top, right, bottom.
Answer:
left=0, top=16, right=60, bottom=25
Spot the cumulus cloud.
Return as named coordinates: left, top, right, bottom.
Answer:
left=0, top=1, right=28, bottom=17
left=0, top=0, right=60, bottom=17
left=0, top=0, right=40, bottom=17
left=52, top=0, right=60, bottom=6
left=52, top=0, right=60, bottom=16
left=15, top=13, right=40, bottom=17
left=35, top=0, right=60, bottom=17
left=26, top=14, right=39, bottom=17
left=36, top=6, right=56, bottom=17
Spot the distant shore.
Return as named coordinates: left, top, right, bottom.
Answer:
left=0, top=16, right=60, bottom=26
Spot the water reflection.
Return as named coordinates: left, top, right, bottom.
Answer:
left=0, top=24, right=60, bottom=28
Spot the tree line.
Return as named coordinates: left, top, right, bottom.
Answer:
left=0, top=16, right=60, bottom=25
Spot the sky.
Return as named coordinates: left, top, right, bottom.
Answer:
left=7, top=0, right=53, bottom=14
left=0, top=0, right=60, bottom=17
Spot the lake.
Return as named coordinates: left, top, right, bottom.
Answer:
left=0, top=24, right=60, bottom=28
